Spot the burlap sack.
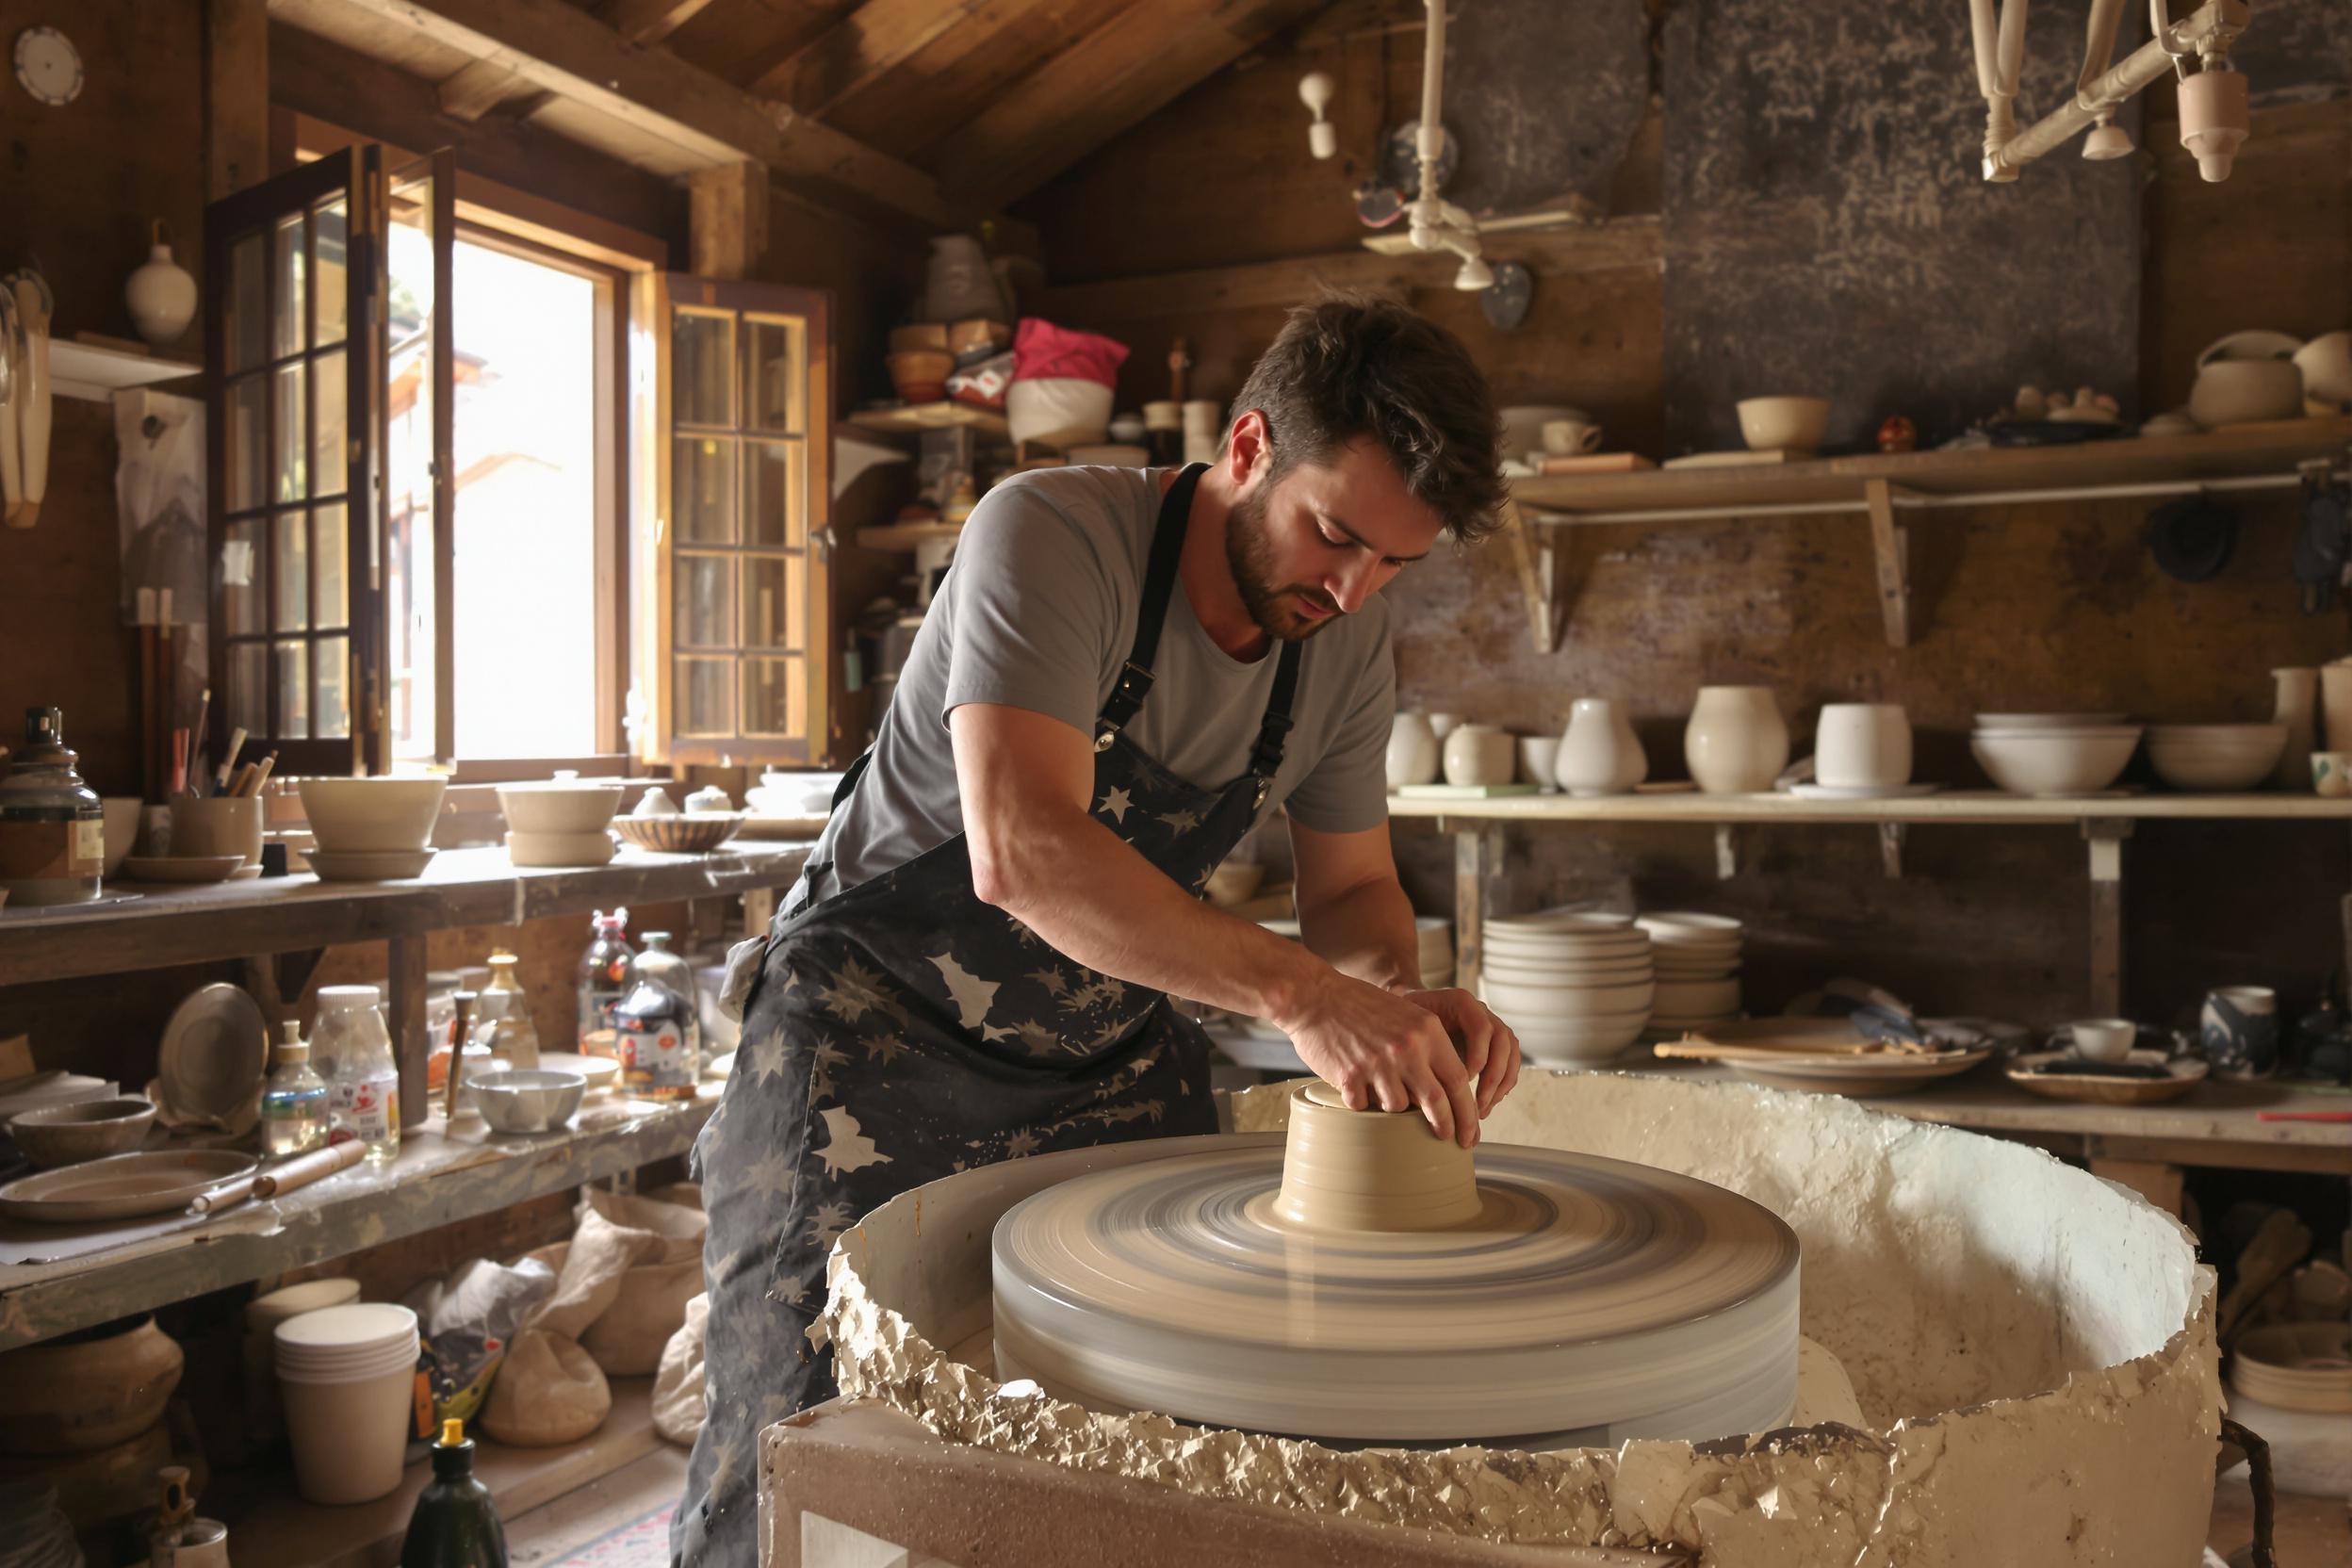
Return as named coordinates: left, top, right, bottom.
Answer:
left=582, top=1184, right=706, bottom=1264
left=479, top=1330, right=610, bottom=1447
left=651, top=1292, right=709, bottom=1446
left=531, top=1208, right=660, bottom=1340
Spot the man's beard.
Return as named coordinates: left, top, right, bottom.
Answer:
left=1225, top=483, right=1343, bottom=643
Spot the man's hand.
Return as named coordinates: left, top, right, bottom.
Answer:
left=1275, top=973, right=1522, bottom=1148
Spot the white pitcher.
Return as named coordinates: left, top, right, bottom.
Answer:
left=1557, top=698, right=1647, bottom=796
left=1684, top=687, right=1789, bottom=794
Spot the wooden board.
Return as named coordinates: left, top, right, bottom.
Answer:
left=1439, top=0, right=1648, bottom=218
left=1658, top=1, right=2142, bottom=453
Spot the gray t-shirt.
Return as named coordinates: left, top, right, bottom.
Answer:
left=806, top=465, right=1396, bottom=901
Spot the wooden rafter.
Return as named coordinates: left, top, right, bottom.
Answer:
left=935, top=0, right=1327, bottom=209
left=748, top=0, right=988, bottom=116
left=295, top=0, right=956, bottom=230
left=434, top=56, right=543, bottom=120
left=596, top=0, right=720, bottom=48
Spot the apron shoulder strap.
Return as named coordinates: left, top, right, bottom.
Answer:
left=1246, top=640, right=1304, bottom=782
left=1095, top=464, right=1206, bottom=751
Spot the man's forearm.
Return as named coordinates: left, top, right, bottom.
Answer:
left=1296, top=872, right=1421, bottom=993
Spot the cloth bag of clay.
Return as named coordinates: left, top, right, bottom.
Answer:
left=531, top=1207, right=662, bottom=1339
left=580, top=1184, right=708, bottom=1375
left=651, top=1292, right=709, bottom=1446
left=480, top=1329, right=610, bottom=1447
left=402, top=1256, right=558, bottom=1427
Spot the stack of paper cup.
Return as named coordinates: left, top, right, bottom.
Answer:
left=245, top=1278, right=364, bottom=1447
left=1182, top=400, right=1223, bottom=465
left=274, top=1303, right=421, bottom=1504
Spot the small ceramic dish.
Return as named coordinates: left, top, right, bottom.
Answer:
left=468, top=1069, right=587, bottom=1135
left=2231, top=1322, right=2352, bottom=1413
left=613, top=813, right=743, bottom=854
left=6, top=1097, right=156, bottom=1169
left=2004, top=1049, right=2207, bottom=1105
left=120, top=856, right=244, bottom=885
left=0, top=1149, right=257, bottom=1224
left=531, top=1053, right=622, bottom=1097
left=504, top=829, right=616, bottom=868
left=304, top=846, right=437, bottom=881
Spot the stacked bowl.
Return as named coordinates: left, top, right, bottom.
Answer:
left=1969, top=713, right=2142, bottom=796
left=274, top=1302, right=421, bottom=1505
left=1477, top=911, right=1653, bottom=1066
left=498, top=774, right=625, bottom=867
left=1637, top=913, right=1744, bottom=1036
left=298, top=776, right=449, bottom=880
left=2147, top=724, right=2287, bottom=791
left=1415, top=917, right=1455, bottom=989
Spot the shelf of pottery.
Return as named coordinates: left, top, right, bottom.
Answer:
left=1385, top=675, right=2352, bottom=1017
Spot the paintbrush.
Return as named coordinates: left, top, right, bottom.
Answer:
left=216, top=727, right=247, bottom=793
left=243, top=751, right=278, bottom=796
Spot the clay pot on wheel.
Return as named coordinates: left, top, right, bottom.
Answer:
left=0, top=1315, right=183, bottom=1456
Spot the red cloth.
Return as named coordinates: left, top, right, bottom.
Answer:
left=1011, top=318, right=1128, bottom=387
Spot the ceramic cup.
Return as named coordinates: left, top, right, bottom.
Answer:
left=1516, top=734, right=1561, bottom=790
left=1541, top=418, right=1603, bottom=455
left=2201, top=986, right=2278, bottom=1079
left=170, top=796, right=263, bottom=869
left=2065, top=1018, right=2137, bottom=1064
left=1814, top=704, right=1914, bottom=790
left=1428, top=712, right=1463, bottom=740
left=2313, top=751, right=2352, bottom=798
left=1442, top=725, right=1516, bottom=788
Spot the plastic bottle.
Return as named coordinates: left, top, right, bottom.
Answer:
left=629, top=933, right=699, bottom=1058
left=475, top=952, right=540, bottom=1070
left=399, top=1419, right=509, bottom=1568
left=260, top=1020, right=331, bottom=1157
left=313, top=985, right=402, bottom=1164
left=574, top=908, right=636, bottom=1054
left=613, top=963, right=697, bottom=1102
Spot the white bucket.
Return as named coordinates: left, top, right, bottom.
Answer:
left=274, top=1303, right=419, bottom=1505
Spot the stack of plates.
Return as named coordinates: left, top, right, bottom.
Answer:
left=0, top=1482, right=80, bottom=1568
left=1478, top=911, right=1652, bottom=1065
left=1637, top=913, right=1743, bottom=1036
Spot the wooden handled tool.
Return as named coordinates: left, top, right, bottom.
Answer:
left=188, top=1137, right=367, bottom=1214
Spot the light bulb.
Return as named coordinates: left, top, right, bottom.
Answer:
left=1454, top=254, right=1494, bottom=291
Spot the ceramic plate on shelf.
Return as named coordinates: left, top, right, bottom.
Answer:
left=0, top=1148, right=257, bottom=1224
left=2004, top=1050, right=2207, bottom=1105
left=1718, top=1047, right=1994, bottom=1097
left=157, top=983, right=269, bottom=1124
left=120, top=856, right=244, bottom=885
left=1788, top=783, right=1939, bottom=800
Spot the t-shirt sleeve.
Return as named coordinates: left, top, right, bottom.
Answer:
left=1280, top=610, right=1396, bottom=834
left=936, top=476, right=1119, bottom=738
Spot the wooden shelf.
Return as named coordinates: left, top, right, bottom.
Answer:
left=0, top=1096, right=715, bottom=1351
left=1386, top=790, right=2352, bottom=826
left=48, top=336, right=202, bottom=401
left=844, top=401, right=1009, bottom=436
left=856, top=518, right=966, bottom=551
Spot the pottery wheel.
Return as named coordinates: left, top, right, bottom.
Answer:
left=992, top=1085, right=1801, bottom=1447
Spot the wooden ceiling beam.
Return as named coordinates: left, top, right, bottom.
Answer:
left=596, top=0, right=721, bottom=48
left=435, top=56, right=538, bottom=120
left=302, top=0, right=956, bottom=230
left=935, top=0, right=1327, bottom=209
left=747, top=0, right=985, bottom=117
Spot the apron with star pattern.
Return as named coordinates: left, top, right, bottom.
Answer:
left=675, top=463, right=1302, bottom=1566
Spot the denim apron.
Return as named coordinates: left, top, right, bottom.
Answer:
left=675, top=464, right=1303, bottom=1565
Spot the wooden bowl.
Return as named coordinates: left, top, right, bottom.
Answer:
left=6, top=1097, right=156, bottom=1169
left=887, top=350, right=954, bottom=404
left=614, top=812, right=743, bottom=854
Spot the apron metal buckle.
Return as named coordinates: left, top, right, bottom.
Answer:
left=1095, top=727, right=1118, bottom=753
left=1253, top=776, right=1271, bottom=808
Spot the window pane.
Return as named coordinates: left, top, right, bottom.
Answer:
left=273, top=510, right=309, bottom=631
left=745, top=439, right=803, bottom=547
left=227, top=642, right=267, bottom=735
left=223, top=518, right=263, bottom=635
left=677, top=658, right=733, bottom=739
left=225, top=376, right=266, bottom=513
left=316, top=502, right=348, bottom=629
left=315, top=635, right=351, bottom=740
left=272, top=214, right=306, bottom=361
left=273, top=362, right=305, bottom=501
left=313, top=349, right=347, bottom=500
left=746, top=318, right=804, bottom=433
left=674, top=436, right=735, bottom=544
left=744, top=656, right=804, bottom=739
left=675, top=554, right=733, bottom=648
left=276, top=640, right=310, bottom=739
left=314, top=196, right=349, bottom=348
left=229, top=235, right=267, bottom=374
left=743, top=554, right=802, bottom=650
left=673, top=312, right=732, bottom=428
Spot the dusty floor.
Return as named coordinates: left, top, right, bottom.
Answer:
left=507, top=1445, right=686, bottom=1564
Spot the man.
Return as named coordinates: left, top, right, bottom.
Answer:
left=676, top=294, right=1521, bottom=1564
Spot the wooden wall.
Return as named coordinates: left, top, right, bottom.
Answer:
left=1017, top=8, right=2352, bottom=1034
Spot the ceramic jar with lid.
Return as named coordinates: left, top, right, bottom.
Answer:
left=1556, top=698, right=1647, bottom=796
left=1684, top=687, right=1789, bottom=794
left=0, top=706, right=106, bottom=906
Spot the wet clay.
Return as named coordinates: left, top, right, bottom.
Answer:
left=989, top=1082, right=1802, bottom=1446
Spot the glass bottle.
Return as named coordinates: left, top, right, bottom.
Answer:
left=629, top=933, right=699, bottom=1059
left=613, top=966, right=697, bottom=1101
left=476, top=952, right=540, bottom=1070
left=260, top=1020, right=331, bottom=1157
left=312, top=985, right=402, bottom=1164
left=0, top=706, right=105, bottom=906
left=574, top=908, right=636, bottom=1055
left=400, top=1419, right=509, bottom=1568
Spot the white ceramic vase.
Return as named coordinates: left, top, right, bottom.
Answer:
left=1813, top=703, right=1913, bottom=790
left=1556, top=698, right=1647, bottom=796
left=1441, top=724, right=1515, bottom=787
left=2272, top=666, right=2319, bottom=791
left=125, top=221, right=197, bottom=347
left=1386, top=711, right=1441, bottom=790
left=1684, top=687, right=1789, bottom=794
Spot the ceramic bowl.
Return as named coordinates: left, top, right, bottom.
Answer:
left=1512, top=1016, right=1650, bottom=1065
left=305, top=846, right=437, bottom=881
left=2231, top=1322, right=2352, bottom=1413
left=1974, top=712, right=2129, bottom=730
left=614, top=812, right=743, bottom=854
left=2189, top=359, right=2303, bottom=428
left=299, top=776, right=449, bottom=854
left=1736, top=396, right=1830, bottom=452
left=1004, top=378, right=1114, bottom=449
left=6, top=1097, right=155, bottom=1169
left=1970, top=728, right=2142, bottom=795
left=468, top=1070, right=587, bottom=1135
left=886, top=350, right=955, bottom=404
left=100, top=797, right=141, bottom=878
left=2062, top=1019, right=2138, bottom=1063
left=1478, top=976, right=1653, bottom=1019
left=497, top=778, right=625, bottom=835
left=2294, top=330, right=2352, bottom=413
left=1495, top=405, right=1590, bottom=463
left=2147, top=724, right=2287, bottom=791
left=504, top=828, right=616, bottom=868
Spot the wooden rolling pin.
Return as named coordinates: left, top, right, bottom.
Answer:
left=189, top=1138, right=367, bottom=1215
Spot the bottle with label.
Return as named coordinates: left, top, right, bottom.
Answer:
left=629, top=933, right=699, bottom=1059
left=574, top=908, right=636, bottom=1055
left=0, top=707, right=105, bottom=906
left=312, top=985, right=402, bottom=1164
left=474, top=952, right=540, bottom=1070
left=612, top=966, right=697, bottom=1101
left=399, top=1419, right=508, bottom=1568
left=261, top=1020, right=331, bottom=1157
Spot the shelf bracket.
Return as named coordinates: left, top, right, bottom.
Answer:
left=1714, top=824, right=1739, bottom=881
left=2083, top=818, right=2133, bottom=1015
left=1499, top=498, right=1560, bottom=652
left=1878, top=822, right=1906, bottom=879
left=1864, top=479, right=1913, bottom=648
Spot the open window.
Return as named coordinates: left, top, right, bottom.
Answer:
left=643, top=275, right=834, bottom=768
